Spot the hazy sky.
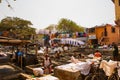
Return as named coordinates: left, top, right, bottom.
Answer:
left=0, top=0, right=115, bottom=30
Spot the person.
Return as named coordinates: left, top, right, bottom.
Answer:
left=15, top=49, right=19, bottom=63
left=94, top=50, right=102, bottom=59
left=55, top=51, right=60, bottom=59
left=112, top=43, right=119, bottom=61
left=17, top=49, right=24, bottom=67
left=45, top=46, right=49, bottom=54
left=43, top=54, right=52, bottom=74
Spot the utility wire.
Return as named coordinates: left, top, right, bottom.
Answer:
left=5, top=0, right=14, bottom=11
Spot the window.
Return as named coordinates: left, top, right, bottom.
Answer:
left=111, top=27, right=115, bottom=33
left=104, top=28, right=107, bottom=36
left=88, top=28, right=95, bottom=33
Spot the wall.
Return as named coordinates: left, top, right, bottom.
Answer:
left=114, top=0, right=120, bottom=20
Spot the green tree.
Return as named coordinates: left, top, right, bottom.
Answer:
left=0, top=17, right=36, bottom=39
left=45, top=24, right=56, bottom=31
left=45, top=24, right=57, bottom=33
left=57, top=18, right=84, bottom=33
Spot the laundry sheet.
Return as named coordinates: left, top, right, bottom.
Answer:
left=56, top=62, right=91, bottom=75
left=100, top=60, right=118, bottom=76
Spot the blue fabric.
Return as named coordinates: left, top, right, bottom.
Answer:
left=0, top=32, right=2, bottom=36
left=17, top=51, right=23, bottom=56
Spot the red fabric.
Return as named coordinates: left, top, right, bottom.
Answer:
left=94, top=52, right=102, bottom=57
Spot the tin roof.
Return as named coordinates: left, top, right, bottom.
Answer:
left=0, top=36, right=31, bottom=45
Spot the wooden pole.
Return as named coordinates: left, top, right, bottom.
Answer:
left=21, top=55, right=22, bottom=68
left=35, top=44, right=38, bottom=56
left=25, top=44, right=27, bottom=54
left=19, top=45, right=23, bottom=69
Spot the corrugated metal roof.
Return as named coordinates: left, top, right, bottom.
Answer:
left=0, top=36, right=31, bottom=45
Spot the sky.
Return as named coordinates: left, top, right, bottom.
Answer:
left=0, top=0, right=115, bottom=30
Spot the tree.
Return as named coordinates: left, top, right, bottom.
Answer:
left=57, top=18, right=84, bottom=33
left=45, top=24, right=58, bottom=33
left=0, top=17, right=36, bottom=39
left=45, top=24, right=56, bottom=31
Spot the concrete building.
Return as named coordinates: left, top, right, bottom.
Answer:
left=87, top=0, right=120, bottom=45
left=87, top=24, right=120, bottom=45
left=112, top=0, right=120, bottom=25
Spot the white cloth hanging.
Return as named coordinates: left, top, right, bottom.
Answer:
left=100, top=60, right=117, bottom=76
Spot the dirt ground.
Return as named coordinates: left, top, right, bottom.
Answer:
left=0, top=47, right=116, bottom=80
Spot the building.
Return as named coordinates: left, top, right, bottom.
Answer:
left=112, top=0, right=120, bottom=25
left=87, top=0, right=120, bottom=45
left=112, top=0, right=120, bottom=20
left=87, top=24, right=120, bottom=45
